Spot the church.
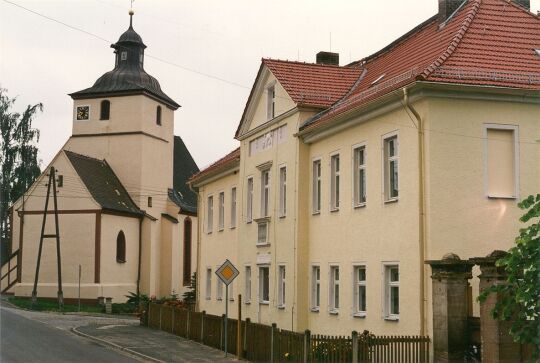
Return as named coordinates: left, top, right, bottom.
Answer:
left=4, top=12, right=199, bottom=303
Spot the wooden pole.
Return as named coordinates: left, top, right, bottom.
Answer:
left=237, top=294, right=242, bottom=358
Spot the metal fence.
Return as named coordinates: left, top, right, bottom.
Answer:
left=147, top=303, right=431, bottom=363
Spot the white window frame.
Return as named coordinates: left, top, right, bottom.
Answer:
left=218, top=191, right=225, bottom=231
left=259, top=265, right=270, bottom=304
left=230, top=187, right=237, bottom=228
left=266, top=83, right=276, bottom=120
left=277, top=265, right=286, bottom=308
left=229, top=281, right=235, bottom=301
left=382, top=132, right=399, bottom=202
left=311, top=265, right=321, bottom=312
left=206, top=195, right=214, bottom=233
left=261, top=168, right=270, bottom=217
left=483, top=124, right=520, bottom=199
left=216, top=273, right=224, bottom=301
left=256, top=219, right=270, bottom=246
left=353, top=264, right=367, bottom=317
left=312, top=158, right=322, bottom=214
left=279, top=165, right=287, bottom=218
left=330, top=153, right=340, bottom=211
left=382, top=263, right=400, bottom=320
left=246, top=177, right=254, bottom=223
left=205, top=268, right=212, bottom=300
left=352, top=143, right=367, bottom=207
left=329, top=265, right=340, bottom=314
left=245, top=265, right=252, bottom=304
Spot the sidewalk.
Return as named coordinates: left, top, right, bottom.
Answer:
left=74, top=323, right=239, bottom=363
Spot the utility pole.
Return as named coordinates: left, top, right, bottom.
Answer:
left=31, top=167, right=63, bottom=310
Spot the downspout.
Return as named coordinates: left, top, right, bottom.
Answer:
left=403, top=87, right=427, bottom=336
left=137, top=215, right=143, bottom=295
left=189, top=182, right=202, bottom=312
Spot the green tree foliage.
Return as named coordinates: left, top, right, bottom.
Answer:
left=478, top=194, right=540, bottom=359
left=182, top=272, right=196, bottom=305
left=0, top=88, right=42, bottom=261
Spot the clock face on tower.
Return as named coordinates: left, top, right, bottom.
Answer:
left=76, top=106, right=90, bottom=120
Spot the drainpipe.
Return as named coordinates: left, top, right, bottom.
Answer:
left=188, top=182, right=202, bottom=312
left=403, top=87, right=427, bottom=336
left=137, top=215, right=143, bottom=295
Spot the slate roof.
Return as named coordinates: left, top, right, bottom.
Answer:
left=70, top=18, right=179, bottom=109
left=189, top=147, right=240, bottom=185
left=64, top=151, right=142, bottom=215
left=170, top=136, right=200, bottom=213
left=301, top=0, right=540, bottom=131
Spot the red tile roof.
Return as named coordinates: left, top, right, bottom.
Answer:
left=189, top=147, right=240, bottom=184
left=301, top=0, right=540, bottom=132
left=262, top=59, right=363, bottom=108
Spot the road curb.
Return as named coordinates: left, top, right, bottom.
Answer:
left=71, top=326, right=166, bottom=363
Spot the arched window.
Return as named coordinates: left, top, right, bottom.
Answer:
left=156, top=106, right=162, bottom=126
left=183, top=217, right=192, bottom=286
left=100, top=100, right=110, bottom=120
left=116, top=231, right=126, bottom=263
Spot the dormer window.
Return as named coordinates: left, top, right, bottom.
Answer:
left=121, top=51, right=127, bottom=61
left=266, top=84, right=275, bottom=120
left=100, top=100, right=110, bottom=120
left=156, top=106, right=162, bottom=126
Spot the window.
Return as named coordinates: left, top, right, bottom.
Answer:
left=116, top=231, right=126, bottom=263
left=311, top=266, right=320, bottom=311
left=353, top=266, right=366, bottom=316
left=121, top=51, right=127, bottom=60
left=245, top=266, right=252, bottom=303
left=217, top=276, right=223, bottom=300
left=229, top=281, right=235, bottom=301
left=247, top=177, right=253, bottom=223
left=312, top=160, right=322, bottom=213
left=230, top=187, right=237, bottom=228
left=383, top=135, right=399, bottom=201
left=384, top=265, right=399, bottom=319
left=218, top=192, right=225, bottom=231
left=279, top=166, right=287, bottom=217
left=57, top=175, right=64, bottom=188
left=182, top=218, right=192, bottom=286
left=156, top=106, right=162, bottom=126
left=206, top=268, right=212, bottom=300
left=261, top=169, right=270, bottom=217
left=267, top=84, right=275, bottom=120
left=257, top=220, right=269, bottom=245
left=148, top=196, right=152, bottom=207
left=485, top=125, right=518, bottom=198
left=206, top=195, right=213, bottom=233
left=259, top=266, right=270, bottom=304
left=330, top=154, right=340, bottom=210
left=278, top=265, right=286, bottom=308
left=100, top=100, right=110, bottom=120
left=353, top=146, right=367, bottom=206
left=329, top=266, right=339, bottom=313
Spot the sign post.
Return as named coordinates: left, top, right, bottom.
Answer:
left=215, top=259, right=240, bottom=357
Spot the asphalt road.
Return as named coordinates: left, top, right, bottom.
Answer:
left=0, top=307, right=141, bottom=363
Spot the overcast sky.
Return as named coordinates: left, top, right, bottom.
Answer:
left=2, top=0, right=539, bottom=170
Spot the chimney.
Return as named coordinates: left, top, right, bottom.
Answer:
left=438, top=0, right=464, bottom=23
left=316, top=51, right=339, bottom=66
left=513, top=0, right=530, bottom=10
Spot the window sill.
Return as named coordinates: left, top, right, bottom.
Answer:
left=205, top=297, right=211, bottom=300
left=353, top=203, right=366, bottom=209
left=487, top=195, right=517, bottom=200
left=312, top=211, right=321, bottom=216
left=329, top=309, right=339, bottom=315
left=330, top=208, right=340, bottom=213
left=384, top=316, right=399, bottom=322
left=245, top=301, right=251, bottom=305
left=353, top=312, right=367, bottom=318
left=278, top=215, right=286, bottom=219
left=229, top=299, right=235, bottom=302
left=230, top=226, right=236, bottom=230
left=218, top=228, right=224, bottom=232
left=256, top=243, right=271, bottom=248
left=116, top=259, right=126, bottom=264
left=247, top=221, right=252, bottom=224
left=277, top=305, right=285, bottom=310
left=217, top=298, right=223, bottom=301
left=384, top=198, right=398, bottom=204
left=259, top=301, right=269, bottom=305
left=310, top=307, right=320, bottom=313
left=207, top=231, right=213, bottom=235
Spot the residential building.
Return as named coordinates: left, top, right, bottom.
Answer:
left=4, top=13, right=200, bottom=302
left=189, top=0, right=540, bottom=338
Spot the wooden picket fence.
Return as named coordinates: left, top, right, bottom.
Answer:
left=146, top=303, right=431, bottom=363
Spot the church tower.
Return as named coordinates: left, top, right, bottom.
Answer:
left=66, top=11, right=179, bottom=212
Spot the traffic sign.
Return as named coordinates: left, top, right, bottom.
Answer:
left=215, top=259, right=239, bottom=286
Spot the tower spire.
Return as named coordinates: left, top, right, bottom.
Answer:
left=129, top=9, right=134, bottom=28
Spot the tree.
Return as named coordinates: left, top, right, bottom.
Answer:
left=478, top=194, right=540, bottom=359
left=0, top=88, right=42, bottom=262
left=182, top=272, right=197, bottom=305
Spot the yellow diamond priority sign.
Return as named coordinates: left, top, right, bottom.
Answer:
left=215, top=259, right=239, bottom=286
